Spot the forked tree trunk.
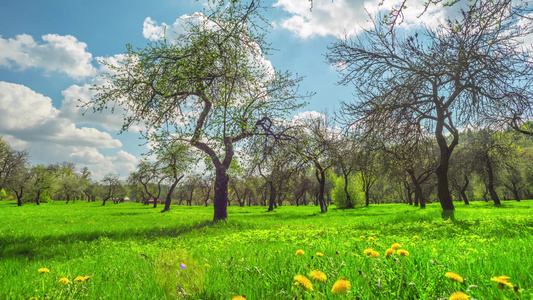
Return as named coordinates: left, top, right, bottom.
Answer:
left=408, top=171, right=427, bottom=209
left=343, top=170, right=353, bottom=208
left=485, top=154, right=501, bottom=206
left=316, top=169, right=328, bottom=213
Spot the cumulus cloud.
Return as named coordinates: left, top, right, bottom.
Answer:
left=69, top=148, right=137, bottom=180
left=0, top=81, right=121, bottom=149
left=273, top=0, right=459, bottom=39
left=0, top=34, right=96, bottom=79
left=0, top=81, right=139, bottom=180
left=142, top=13, right=213, bottom=42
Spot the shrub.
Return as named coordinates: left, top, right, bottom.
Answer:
left=332, top=174, right=364, bottom=209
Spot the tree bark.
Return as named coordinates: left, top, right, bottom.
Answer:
left=408, top=171, right=426, bottom=209
left=268, top=181, right=275, bottom=212
left=162, top=175, right=183, bottom=213
left=213, top=167, right=229, bottom=222
left=315, top=169, right=328, bottom=213
left=342, top=170, right=353, bottom=208
left=434, top=107, right=456, bottom=217
left=484, top=154, right=501, bottom=206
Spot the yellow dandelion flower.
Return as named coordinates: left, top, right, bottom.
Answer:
left=30, top=297, right=38, bottom=300
left=294, top=275, right=314, bottom=291
left=360, top=235, right=365, bottom=239
left=74, top=276, right=85, bottom=284
left=331, top=277, right=351, bottom=295
left=38, top=268, right=50, bottom=274
left=309, top=270, right=327, bottom=282
left=232, top=296, right=246, bottom=300
left=449, top=291, right=470, bottom=300
left=413, top=236, right=420, bottom=240
left=335, top=250, right=340, bottom=255
left=58, top=277, right=69, bottom=284
left=368, top=237, right=375, bottom=241
left=316, top=252, right=324, bottom=257
left=295, top=249, right=305, bottom=256
left=397, top=249, right=409, bottom=257
left=391, top=243, right=402, bottom=250
left=275, top=250, right=280, bottom=253
left=445, top=272, right=464, bottom=283
left=363, top=248, right=374, bottom=256
left=370, top=233, right=376, bottom=236
left=370, top=251, right=380, bottom=258
left=491, top=275, right=513, bottom=289
left=204, top=263, right=211, bottom=267
left=385, top=249, right=395, bottom=256
left=84, top=276, right=90, bottom=281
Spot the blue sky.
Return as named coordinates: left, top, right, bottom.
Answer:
left=0, top=0, right=450, bottom=179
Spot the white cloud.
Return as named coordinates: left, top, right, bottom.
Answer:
left=0, top=81, right=139, bottom=180
left=0, top=81, right=121, bottom=149
left=273, top=0, right=458, bottom=39
left=69, top=148, right=137, bottom=180
left=142, top=13, right=213, bottom=42
left=0, top=34, right=96, bottom=79
left=59, top=83, right=129, bottom=132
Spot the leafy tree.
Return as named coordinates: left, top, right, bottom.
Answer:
left=129, top=160, right=167, bottom=207
left=100, top=173, right=125, bottom=206
left=27, top=164, right=57, bottom=205
left=90, top=0, right=307, bottom=221
left=327, top=0, right=533, bottom=216
left=287, top=114, right=335, bottom=213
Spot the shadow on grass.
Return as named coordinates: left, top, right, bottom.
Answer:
left=0, top=220, right=215, bottom=261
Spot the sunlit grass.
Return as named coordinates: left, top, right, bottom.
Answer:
left=0, top=200, right=532, bottom=299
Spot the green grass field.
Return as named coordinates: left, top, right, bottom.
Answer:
left=1, top=201, right=532, bottom=299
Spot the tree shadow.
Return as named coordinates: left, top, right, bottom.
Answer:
left=0, top=220, right=214, bottom=261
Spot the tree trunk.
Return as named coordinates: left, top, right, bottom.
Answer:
left=213, top=167, right=229, bottom=222
left=268, top=181, right=275, bottom=212
left=513, top=188, right=521, bottom=202
left=461, top=175, right=470, bottom=205
left=343, top=170, right=353, bottom=208
left=408, top=171, right=426, bottom=209
left=162, top=175, right=182, bottom=213
left=316, top=169, right=327, bottom=213
left=435, top=106, right=456, bottom=217
left=485, top=154, right=501, bottom=206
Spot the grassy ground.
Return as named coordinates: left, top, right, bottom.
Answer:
left=0, top=200, right=532, bottom=299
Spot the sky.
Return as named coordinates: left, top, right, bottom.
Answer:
left=0, top=0, right=455, bottom=180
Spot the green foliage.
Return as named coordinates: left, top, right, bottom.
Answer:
left=331, top=173, right=364, bottom=208
left=0, top=188, right=6, bottom=199
left=40, top=189, right=51, bottom=203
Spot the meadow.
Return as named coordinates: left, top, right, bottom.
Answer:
left=0, top=201, right=532, bottom=300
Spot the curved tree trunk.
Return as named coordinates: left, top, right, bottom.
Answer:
left=485, top=154, right=501, bottom=206
left=434, top=105, right=457, bottom=218
left=161, top=175, right=183, bottom=213
left=316, top=169, right=328, bottom=213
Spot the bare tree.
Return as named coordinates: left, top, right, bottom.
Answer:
left=328, top=0, right=533, bottom=216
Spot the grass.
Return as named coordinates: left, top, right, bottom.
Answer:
left=0, top=200, right=532, bottom=299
